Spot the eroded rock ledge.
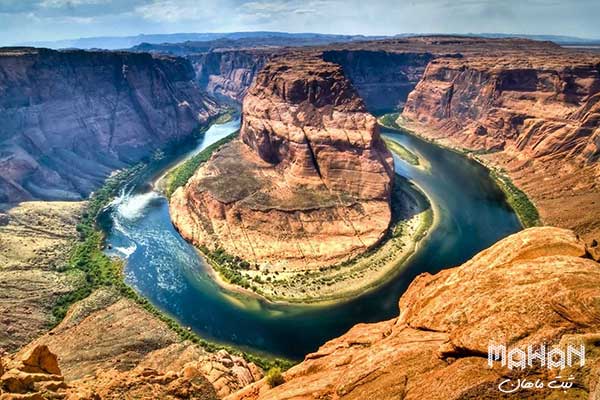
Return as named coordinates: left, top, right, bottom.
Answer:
left=170, top=54, right=394, bottom=271
left=229, top=227, right=600, bottom=400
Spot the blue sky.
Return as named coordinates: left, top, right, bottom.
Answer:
left=1, top=0, right=599, bottom=46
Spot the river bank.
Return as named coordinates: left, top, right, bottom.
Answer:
left=158, top=123, right=436, bottom=304
left=197, top=174, right=434, bottom=304
left=104, top=116, right=522, bottom=359
left=378, top=113, right=540, bottom=228
left=50, top=117, right=292, bottom=371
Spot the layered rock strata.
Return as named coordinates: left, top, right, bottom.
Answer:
left=0, top=47, right=219, bottom=202
left=171, top=54, right=394, bottom=270
left=229, top=227, right=600, bottom=400
left=402, top=51, right=600, bottom=240
left=190, top=49, right=273, bottom=103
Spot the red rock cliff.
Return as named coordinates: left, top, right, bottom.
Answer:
left=401, top=50, right=600, bottom=241
left=230, top=227, right=600, bottom=400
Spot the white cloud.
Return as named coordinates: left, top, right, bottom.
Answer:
left=40, top=0, right=110, bottom=7
left=135, top=0, right=225, bottom=23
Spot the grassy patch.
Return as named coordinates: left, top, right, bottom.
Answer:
left=378, top=112, right=402, bottom=130
left=383, top=137, right=420, bottom=166
left=213, top=109, right=236, bottom=124
left=490, top=171, right=540, bottom=228
left=164, top=131, right=239, bottom=198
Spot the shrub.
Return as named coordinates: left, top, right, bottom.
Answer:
left=266, top=367, right=285, bottom=387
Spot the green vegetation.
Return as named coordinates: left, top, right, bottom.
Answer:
left=490, top=171, right=540, bottom=228
left=54, top=165, right=145, bottom=322
left=383, top=137, right=420, bottom=166
left=213, top=108, right=236, bottom=124
left=389, top=113, right=540, bottom=229
left=52, top=122, right=293, bottom=372
left=266, top=367, right=285, bottom=387
left=378, top=112, right=402, bottom=130
left=164, top=131, right=239, bottom=198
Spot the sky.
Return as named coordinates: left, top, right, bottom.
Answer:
left=1, top=0, right=599, bottom=46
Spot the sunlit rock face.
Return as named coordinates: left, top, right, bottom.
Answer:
left=401, top=49, right=600, bottom=241
left=170, top=54, right=394, bottom=270
left=0, top=47, right=219, bottom=202
left=229, top=227, right=600, bottom=400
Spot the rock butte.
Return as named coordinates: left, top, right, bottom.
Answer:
left=169, top=36, right=600, bottom=242
left=229, top=227, right=600, bottom=400
left=170, top=54, right=394, bottom=270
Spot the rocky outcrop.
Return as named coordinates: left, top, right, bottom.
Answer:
left=170, top=54, right=394, bottom=270
left=0, top=345, right=68, bottom=399
left=4, top=288, right=262, bottom=399
left=229, top=227, right=600, bottom=400
left=0, top=47, right=219, bottom=202
left=401, top=50, right=600, bottom=241
left=0, top=343, right=230, bottom=400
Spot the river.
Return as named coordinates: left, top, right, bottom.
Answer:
left=101, top=118, right=521, bottom=360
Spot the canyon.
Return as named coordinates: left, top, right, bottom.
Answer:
left=1, top=35, right=600, bottom=400
left=401, top=50, right=600, bottom=241
left=178, top=36, right=599, bottom=241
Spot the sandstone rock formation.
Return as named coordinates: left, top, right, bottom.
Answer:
left=2, top=288, right=262, bottom=399
left=229, top=227, right=600, bottom=400
left=0, top=47, right=219, bottom=202
left=0, top=345, right=68, bottom=399
left=170, top=54, right=394, bottom=270
left=401, top=47, right=600, bottom=241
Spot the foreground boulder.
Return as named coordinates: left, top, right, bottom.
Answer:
left=229, top=227, right=600, bottom=399
left=170, top=54, right=394, bottom=270
left=0, top=345, right=67, bottom=399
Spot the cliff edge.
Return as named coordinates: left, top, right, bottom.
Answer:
left=229, top=227, right=600, bottom=400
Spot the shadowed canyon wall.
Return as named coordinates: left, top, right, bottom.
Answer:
left=322, top=50, right=433, bottom=113
left=190, top=50, right=272, bottom=104
left=0, top=47, right=219, bottom=203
